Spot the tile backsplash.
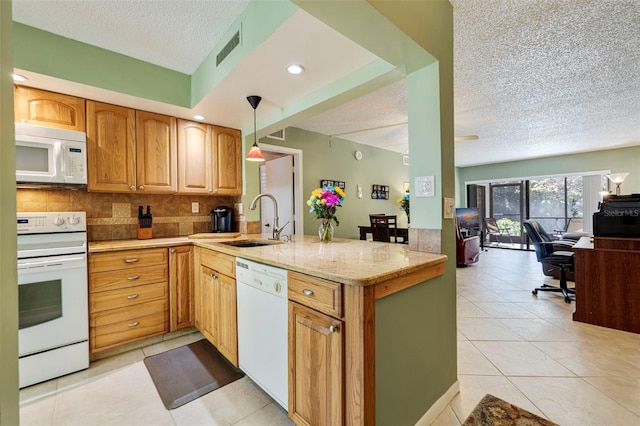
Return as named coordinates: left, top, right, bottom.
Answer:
left=17, top=188, right=242, bottom=241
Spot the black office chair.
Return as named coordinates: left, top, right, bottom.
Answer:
left=523, top=220, right=575, bottom=303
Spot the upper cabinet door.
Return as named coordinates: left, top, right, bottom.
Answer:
left=14, top=86, right=86, bottom=132
left=177, top=120, right=213, bottom=194
left=86, top=101, right=136, bottom=192
left=212, top=125, right=242, bottom=196
left=136, top=111, right=177, bottom=193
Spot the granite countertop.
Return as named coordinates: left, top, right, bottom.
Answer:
left=89, top=235, right=447, bottom=286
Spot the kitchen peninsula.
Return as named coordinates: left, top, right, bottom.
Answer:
left=89, top=235, right=449, bottom=425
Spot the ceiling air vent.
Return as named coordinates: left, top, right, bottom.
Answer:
left=267, top=129, right=285, bottom=141
left=216, top=31, right=240, bottom=66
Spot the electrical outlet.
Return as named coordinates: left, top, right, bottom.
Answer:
left=357, top=184, right=363, bottom=199
left=235, top=203, right=243, bottom=215
left=191, top=202, right=199, bottom=213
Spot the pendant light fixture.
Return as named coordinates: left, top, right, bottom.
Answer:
left=246, top=95, right=265, bottom=162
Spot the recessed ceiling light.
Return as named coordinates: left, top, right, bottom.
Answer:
left=193, top=115, right=205, bottom=121
left=12, top=73, right=28, bottom=82
left=286, top=64, right=304, bottom=75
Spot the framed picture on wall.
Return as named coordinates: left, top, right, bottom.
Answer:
left=321, top=179, right=345, bottom=189
left=372, top=184, right=389, bottom=200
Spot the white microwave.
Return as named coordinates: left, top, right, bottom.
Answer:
left=15, top=123, right=87, bottom=186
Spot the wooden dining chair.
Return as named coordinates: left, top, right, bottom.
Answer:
left=369, top=214, right=398, bottom=242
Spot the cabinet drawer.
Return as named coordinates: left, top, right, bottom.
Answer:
left=90, top=265, right=168, bottom=292
left=90, top=282, right=167, bottom=312
left=288, top=272, right=342, bottom=318
left=89, top=248, right=168, bottom=273
left=90, top=299, right=168, bottom=353
left=200, top=249, right=235, bottom=277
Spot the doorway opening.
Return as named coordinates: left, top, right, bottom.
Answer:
left=256, top=143, right=304, bottom=239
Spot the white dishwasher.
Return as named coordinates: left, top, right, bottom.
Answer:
left=236, top=257, right=288, bottom=409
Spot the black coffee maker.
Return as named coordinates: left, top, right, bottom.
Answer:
left=211, top=206, right=233, bottom=233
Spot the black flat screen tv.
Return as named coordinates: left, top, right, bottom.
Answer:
left=455, top=207, right=480, bottom=230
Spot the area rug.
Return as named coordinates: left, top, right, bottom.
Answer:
left=144, top=339, right=244, bottom=409
left=462, top=394, right=559, bottom=426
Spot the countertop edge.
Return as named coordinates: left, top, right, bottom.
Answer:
left=88, top=236, right=448, bottom=286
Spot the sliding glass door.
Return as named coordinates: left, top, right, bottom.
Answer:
left=479, top=176, right=584, bottom=250
left=490, top=181, right=523, bottom=245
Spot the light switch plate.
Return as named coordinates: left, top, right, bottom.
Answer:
left=415, top=176, right=435, bottom=197
left=443, top=197, right=455, bottom=219
left=357, top=184, right=363, bottom=199
left=191, top=202, right=199, bottom=213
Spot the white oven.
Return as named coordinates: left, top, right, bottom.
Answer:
left=17, top=212, right=89, bottom=388
left=15, top=123, right=87, bottom=186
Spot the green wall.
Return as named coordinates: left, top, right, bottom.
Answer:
left=259, top=127, right=409, bottom=239
left=457, top=145, right=640, bottom=203
left=13, top=22, right=190, bottom=107
left=1, top=0, right=19, bottom=423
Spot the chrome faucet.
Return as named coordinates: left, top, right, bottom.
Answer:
left=249, top=193, right=290, bottom=240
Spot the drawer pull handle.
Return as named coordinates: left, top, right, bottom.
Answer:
left=329, top=325, right=338, bottom=333
left=302, top=289, right=314, bottom=296
left=127, top=294, right=139, bottom=299
left=128, top=322, right=139, bottom=327
left=127, top=275, right=139, bottom=280
left=125, top=258, right=139, bottom=263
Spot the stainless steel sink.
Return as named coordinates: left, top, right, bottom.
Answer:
left=219, top=240, right=279, bottom=248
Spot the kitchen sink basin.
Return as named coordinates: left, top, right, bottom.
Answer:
left=219, top=240, right=280, bottom=248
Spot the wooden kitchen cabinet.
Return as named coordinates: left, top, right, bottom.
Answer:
left=135, top=111, right=177, bottom=193
left=288, top=271, right=344, bottom=425
left=289, top=301, right=343, bottom=426
left=14, top=86, right=86, bottom=131
left=169, top=246, right=194, bottom=332
left=86, top=101, right=136, bottom=193
left=212, top=125, right=242, bottom=195
left=88, top=248, right=169, bottom=353
left=194, top=248, right=238, bottom=366
left=177, top=120, right=242, bottom=195
left=86, top=101, right=177, bottom=193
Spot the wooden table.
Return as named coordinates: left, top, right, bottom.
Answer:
left=359, top=225, right=409, bottom=243
left=573, top=236, right=640, bottom=334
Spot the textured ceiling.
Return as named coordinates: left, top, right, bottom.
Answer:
left=11, top=0, right=640, bottom=167
left=12, top=0, right=250, bottom=74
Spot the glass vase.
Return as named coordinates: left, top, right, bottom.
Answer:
left=318, top=218, right=334, bottom=243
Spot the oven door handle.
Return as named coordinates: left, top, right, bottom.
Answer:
left=18, top=255, right=86, bottom=269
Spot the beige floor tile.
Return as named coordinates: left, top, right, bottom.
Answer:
left=142, top=331, right=204, bottom=357
left=473, top=341, right=575, bottom=377
left=498, top=318, right=576, bottom=341
left=99, top=398, right=175, bottom=426
left=232, top=402, right=293, bottom=425
left=426, top=405, right=461, bottom=426
left=518, top=300, right=574, bottom=319
left=450, top=375, right=545, bottom=421
left=472, top=302, right=538, bottom=319
left=457, top=341, right=501, bottom=375
left=19, top=378, right=57, bottom=405
left=457, top=301, right=491, bottom=318
left=171, top=377, right=271, bottom=426
left=509, top=376, right=640, bottom=426
left=456, top=317, right=525, bottom=341
left=18, top=395, right=55, bottom=426
left=56, top=348, right=146, bottom=393
left=533, top=341, right=640, bottom=377
left=52, top=362, right=160, bottom=425
left=583, top=376, right=640, bottom=416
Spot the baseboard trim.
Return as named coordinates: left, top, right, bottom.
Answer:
left=416, top=380, right=460, bottom=425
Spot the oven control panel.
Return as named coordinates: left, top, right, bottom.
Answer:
left=17, top=212, right=87, bottom=234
